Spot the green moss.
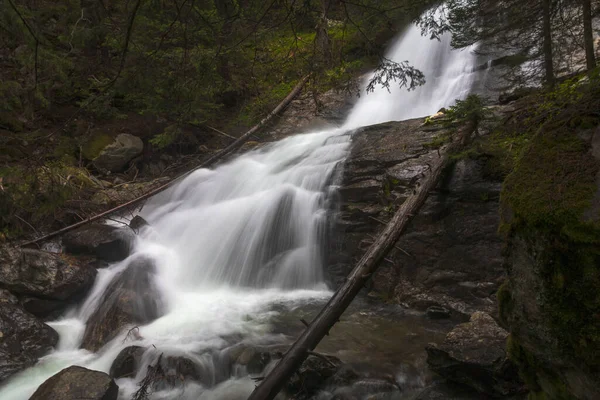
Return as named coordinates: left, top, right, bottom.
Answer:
left=497, top=280, right=513, bottom=326
left=82, top=133, right=113, bottom=160
left=501, top=128, right=599, bottom=240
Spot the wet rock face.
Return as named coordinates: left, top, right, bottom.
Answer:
left=29, top=366, right=118, bottom=400
left=426, top=312, right=525, bottom=397
left=0, top=247, right=97, bottom=316
left=109, top=345, right=146, bottom=379
left=0, top=289, right=58, bottom=382
left=81, top=256, right=164, bottom=351
left=62, top=223, right=133, bottom=262
left=329, top=119, right=505, bottom=316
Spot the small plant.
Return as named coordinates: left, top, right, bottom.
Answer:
left=444, top=94, right=491, bottom=128
left=150, top=124, right=181, bottom=150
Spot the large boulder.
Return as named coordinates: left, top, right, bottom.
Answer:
left=0, top=247, right=97, bottom=304
left=81, top=256, right=164, bottom=351
left=426, top=312, right=524, bottom=397
left=92, top=133, right=143, bottom=172
left=0, top=289, right=58, bottom=382
left=29, top=366, right=118, bottom=400
left=62, top=224, right=133, bottom=262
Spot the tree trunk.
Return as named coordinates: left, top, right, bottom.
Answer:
left=581, top=0, right=596, bottom=71
left=542, top=0, right=555, bottom=87
left=247, top=123, right=476, bottom=400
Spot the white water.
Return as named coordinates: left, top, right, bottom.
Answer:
left=0, top=20, right=478, bottom=400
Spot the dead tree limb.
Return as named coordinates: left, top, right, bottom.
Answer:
left=247, top=122, right=475, bottom=400
left=20, top=75, right=310, bottom=248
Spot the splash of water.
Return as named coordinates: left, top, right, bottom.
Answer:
left=0, top=19, right=479, bottom=400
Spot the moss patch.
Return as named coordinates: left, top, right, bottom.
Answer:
left=501, top=127, right=599, bottom=241
left=82, top=133, right=114, bottom=160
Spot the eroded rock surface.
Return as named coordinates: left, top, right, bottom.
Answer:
left=329, top=119, right=505, bottom=316
left=29, top=366, right=118, bottom=400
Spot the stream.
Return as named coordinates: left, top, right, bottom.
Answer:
left=0, top=16, right=479, bottom=400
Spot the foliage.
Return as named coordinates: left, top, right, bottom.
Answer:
left=366, top=58, right=425, bottom=93
left=444, top=94, right=491, bottom=127
left=416, top=0, right=593, bottom=86
left=150, top=125, right=182, bottom=150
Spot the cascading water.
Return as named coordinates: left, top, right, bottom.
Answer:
left=0, top=18, right=479, bottom=400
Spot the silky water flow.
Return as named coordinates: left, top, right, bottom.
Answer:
left=0, top=18, right=479, bottom=400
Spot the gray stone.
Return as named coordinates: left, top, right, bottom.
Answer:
left=29, top=366, right=118, bottom=400
left=93, top=133, right=143, bottom=172
left=426, top=312, right=525, bottom=397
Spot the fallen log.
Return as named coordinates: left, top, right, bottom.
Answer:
left=21, top=74, right=311, bottom=248
left=247, top=122, right=475, bottom=400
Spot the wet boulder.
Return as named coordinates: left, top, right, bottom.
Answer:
left=109, top=345, right=146, bottom=379
left=286, top=353, right=342, bottom=398
left=29, top=366, right=118, bottom=400
left=62, top=224, right=133, bottom=262
left=81, top=256, right=164, bottom=352
left=153, top=355, right=203, bottom=390
left=129, top=215, right=149, bottom=232
left=426, top=312, right=525, bottom=397
left=0, top=289, right=59, bottom=382
left=92, top=133, right=143, bottom=172
left=0, top=247, right=97, bottom=304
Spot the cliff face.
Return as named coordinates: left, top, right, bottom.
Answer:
left=328, top=117, right=506, bottom=317
left=499, top=126, right=600, bottom=400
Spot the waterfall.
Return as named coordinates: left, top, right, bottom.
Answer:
left=0, top=19, right=478, bottom=400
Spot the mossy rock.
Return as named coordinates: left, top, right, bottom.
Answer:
left=501, top=126, right=600, bottom=399
left=82, top=133, right=114, bottom=161
left=501, top=127, right=599, bottom=241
